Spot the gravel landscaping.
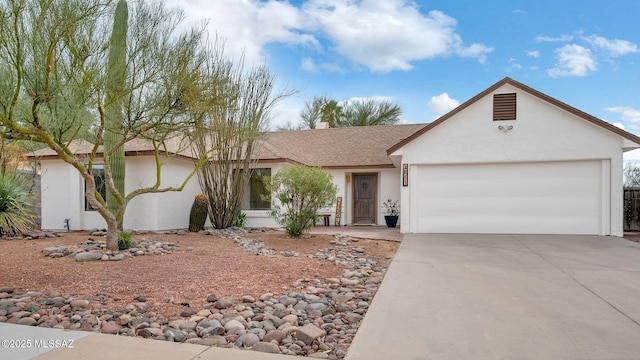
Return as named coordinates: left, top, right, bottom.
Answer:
left=0, top=228, right=398, bottom=359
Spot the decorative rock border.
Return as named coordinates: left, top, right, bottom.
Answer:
left=5, top=228, right=391, bottom=359
left=43, top=237, right=179, bottom=261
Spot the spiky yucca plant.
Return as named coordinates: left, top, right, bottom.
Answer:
left=0, top=172, right=36, bottom=236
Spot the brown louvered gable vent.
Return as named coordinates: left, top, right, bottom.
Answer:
left=493, top=93, right=516, bottom=121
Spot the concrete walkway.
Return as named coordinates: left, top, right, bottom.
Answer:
left=0, top=322, right=286, bottom=359
left=345, top=234, right=640, bottom=360
left=309, top=225, right=403, bottom=242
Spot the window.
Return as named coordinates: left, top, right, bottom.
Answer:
left=493, top=93, right=516, bottom=121
left=85, top=164, right=106, bottom=211
left=243, top=168, right=271, bottom=210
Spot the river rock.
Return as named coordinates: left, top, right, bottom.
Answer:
left=101, top=321, right=122, bottom=334
left=74, top=252, right=103, bottom=262
left=263, top=330, right=287, bottom=343
left=252, top=341, right=281, bottom=354
left=17, top=317, right=37, bottom=326
left=294, top=324, right=325, bottom=345
left=165, top=328, right=187, bottom=342
left=238, top=333, right=259, bottom=347
left=214, top=297, right=235, bottom=309
left=70, top=300, right=90, bottom=310
left=224, top=319, right=245, bottom=332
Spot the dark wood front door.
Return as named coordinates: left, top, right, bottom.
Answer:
left=353, top=174, right=377, bottom=224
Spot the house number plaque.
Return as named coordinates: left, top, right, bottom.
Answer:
left=402, top=164, right=408, bottom=187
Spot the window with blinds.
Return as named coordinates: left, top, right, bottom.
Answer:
left=493, top=93, right=516, bottom=121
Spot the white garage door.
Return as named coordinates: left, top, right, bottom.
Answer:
left=414, top=160, right=606, bottom=234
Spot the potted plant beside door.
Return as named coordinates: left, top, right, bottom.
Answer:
left=383, top=198, right=400, bottom=228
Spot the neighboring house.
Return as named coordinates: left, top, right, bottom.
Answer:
left=28, top=77, right=640, bottom=236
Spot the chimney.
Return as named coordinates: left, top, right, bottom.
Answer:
left=317, top=122, right=329, bottom=129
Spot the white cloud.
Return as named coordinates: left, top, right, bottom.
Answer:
left=607, top=106, right=640, bottom=123
left=302, top=0, right=493, bottom=72
left=269, top=97, right=305, bottom=130
left=582, top=34, right=639, bottom=57
left=526, top=50, right=540, bottom=58
left=170, top=0, right=493, bottom=72
left=428, top=93, right=460, bottom=115
left=535, top=34, right=573, bottom=42
left=547, top=44, right=597, bottom=78
left=300, top=57, right=344, bottom=73
left=171, top=0, right=318, bottom=64
left=613, top=122, right=626, bottom=130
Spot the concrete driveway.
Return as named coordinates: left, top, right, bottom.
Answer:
left=346, top=234, right=640, bottom=360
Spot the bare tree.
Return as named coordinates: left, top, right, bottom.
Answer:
left=191, top=53, right=290, bottom=229
left=624, top=161, right=640, bottom=188
left=0, top=0, right=230, bottom=250
left=299, top=96, right=330, bottom=129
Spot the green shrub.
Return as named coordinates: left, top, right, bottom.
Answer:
left=270, top=165, right=337, bottom=238
left=234, top=210, right=247, bottom=227
left=118, top=231, right=132, bottom=250
left=0, top=171, right=36, bottom=236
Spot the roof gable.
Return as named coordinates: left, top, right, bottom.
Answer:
left=388, top=77, right=640, bottom=154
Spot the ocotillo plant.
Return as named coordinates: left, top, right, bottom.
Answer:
left=104, top=0, right=128, bottom=228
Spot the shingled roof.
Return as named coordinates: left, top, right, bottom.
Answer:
left=27, top=137, right=194, bottom=159
left=28, top=124, right=426, bottom=168
left=257, top=123, right=425, bottom=168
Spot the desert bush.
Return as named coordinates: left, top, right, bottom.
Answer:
left=118, top=232, right=132, bottom=250
left=270, top=165, right=337, bottom=238
left=0, top=172, right=36, bottom=236
left=234, top=210, right=247, bottom=227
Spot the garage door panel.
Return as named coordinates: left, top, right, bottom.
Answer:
left=415, top=161, right=602, bottom=234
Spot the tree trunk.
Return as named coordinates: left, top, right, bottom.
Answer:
left=84, top=170, right=119, bottom=251
left=105, top=216, right=119, bottom=251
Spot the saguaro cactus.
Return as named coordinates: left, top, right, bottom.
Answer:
left=104, top=0, right=128, bottom=229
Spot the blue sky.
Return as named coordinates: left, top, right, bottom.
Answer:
left=169, top=0, right=640, bottom=155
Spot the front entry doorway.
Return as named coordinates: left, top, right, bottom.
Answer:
left=353, top=173, right=377, bottom=225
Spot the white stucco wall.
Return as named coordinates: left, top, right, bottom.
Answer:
left=39, top=157, right=402, bottom=231
left=40, top=159, right=82, bottom=231
left=393, top=83, right=630, bottom=236
left=243, top=165, right=401, bottom=228
left=40, top=156, right=200, bottom=231
left=124, top=156, right=201, bottom=231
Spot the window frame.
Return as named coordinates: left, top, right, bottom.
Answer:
left=248, top=168, right=271, bottom=210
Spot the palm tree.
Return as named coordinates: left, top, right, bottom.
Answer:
left=321, top=99, right=344, bottom=128
left=341, top=99, right=402, bottom=127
